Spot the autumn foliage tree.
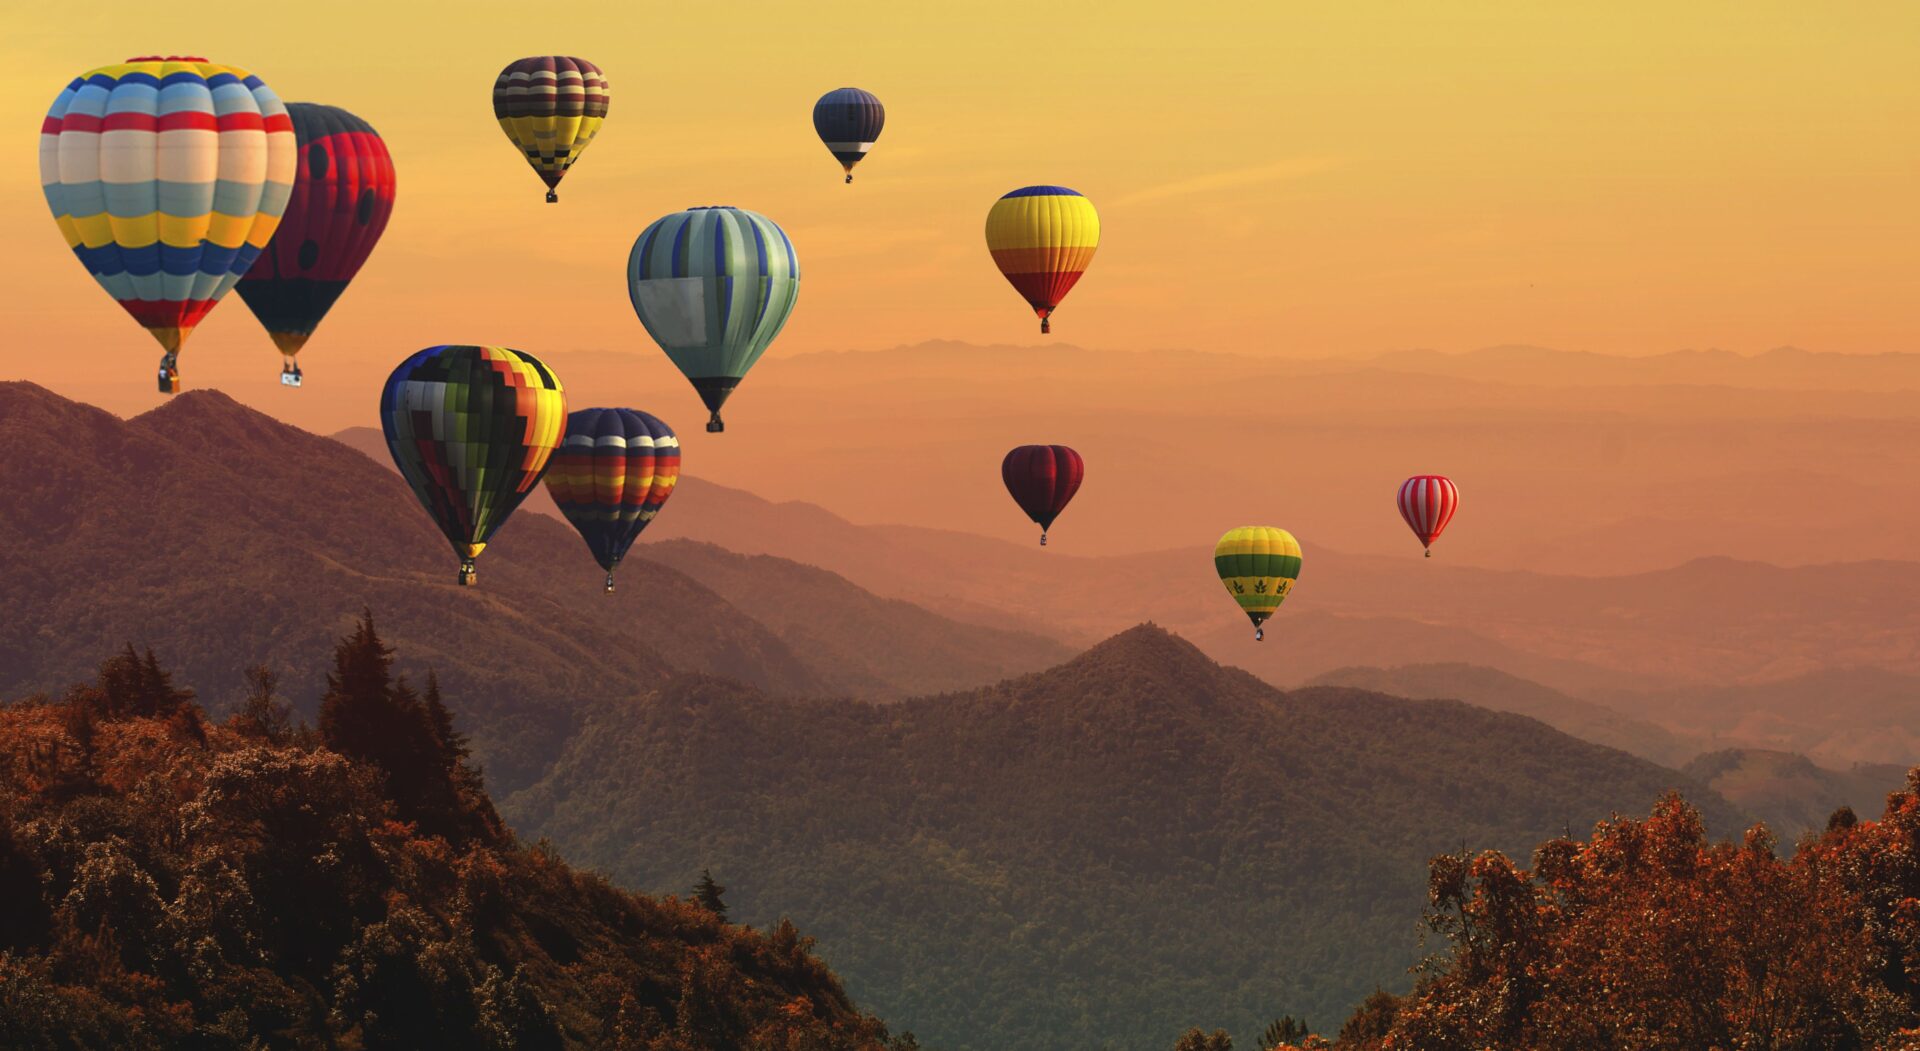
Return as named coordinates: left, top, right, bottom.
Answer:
left=1360, top=790, right=1920, bottom=1050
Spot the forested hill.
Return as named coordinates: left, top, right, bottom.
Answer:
left=0, top=622, right=913, bottom=1050
left=509, top=624, right=1746, bottom=1051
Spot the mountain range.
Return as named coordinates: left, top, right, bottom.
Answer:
left=507, top=625, right=1746, bottom=1051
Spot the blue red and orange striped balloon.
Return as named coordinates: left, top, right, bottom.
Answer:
left=1002, top=445, right=1084, bottom=546
left=543, top=408, right=680, bottom=592
left=40, top=57, right=296, bottom=393
left=984, top=186, right=1099, bottom=334
left=236, top=103, right=396, bottom=386
left=812, top=87, right=885, bottom=183
left=380, top=345, right=567, bottom=586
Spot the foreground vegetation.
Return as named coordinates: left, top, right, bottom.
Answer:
left=1178, top=781, right=1920, bottom=1050
left=0, top=616, right=912, bottom=1050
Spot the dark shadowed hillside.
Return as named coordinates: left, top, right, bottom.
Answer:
left=1309, top=663, right=1695, bottom=766
left=0, top=643, right=908, bottom=1050
left=0, top=384, right=1072, bottom=790
left=508, top=625, right=1746, bottom=1051
left=0, top=382, right=830, bottom=790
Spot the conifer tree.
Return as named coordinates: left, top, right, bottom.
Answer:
left=693, top=869, right=729, bottom=921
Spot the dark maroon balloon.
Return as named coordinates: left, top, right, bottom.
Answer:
left=1002, top=445, right=1085, bottom=546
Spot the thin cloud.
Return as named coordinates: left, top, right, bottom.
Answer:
left=1115, top=157, right=1343, bottom=206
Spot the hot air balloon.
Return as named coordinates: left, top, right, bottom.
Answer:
left=985, top=185, right=1098, bottom=334
left=40, top=57, right=295, bottom=393
left=544, top=408, right=680, bottom=592
left=1214, top=527, right=1302, bottom=641
left=235, top=103, right=395, bottom=387
left=812, top=87, right=884, bottom=183
left=1397, top=475, right=1458, bottom=557
left=493, top=57, right=608, bottom=203
left=626, top=206, right=800, bottom=432
left=380, top=345, right=566, bottom=586
left=1002, top=445, right=1084, bottom=545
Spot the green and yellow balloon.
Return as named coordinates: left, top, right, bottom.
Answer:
left=1214, top=527, right=1302, bottom=641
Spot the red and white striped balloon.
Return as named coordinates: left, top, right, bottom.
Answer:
left=1397, top=475, right=1458, bottom=557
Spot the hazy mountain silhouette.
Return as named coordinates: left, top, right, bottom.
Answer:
left=1681, top=749, right=1908, bottom=841
left=508, top=623, right=1746, bottom=1051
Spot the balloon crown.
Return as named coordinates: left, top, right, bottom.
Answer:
left=688, top=206, right=737, bottom=211
left=126, top=55, right=210, bottom=63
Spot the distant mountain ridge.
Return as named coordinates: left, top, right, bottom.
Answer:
left=0, top=383, right=1065, bottom=790
left=509, top=623, right=1747, bottom=1051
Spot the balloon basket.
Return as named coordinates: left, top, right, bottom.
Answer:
left=458, top=560, right=477, bottom=587
left=1039, top=532, right=1048, bottom=546
left=1254, top=627, right=1264, bottom=642
left=545, top=190, right=558, bottom=204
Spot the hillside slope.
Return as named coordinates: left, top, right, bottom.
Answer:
left=1308, top=663, right=1695, bottom=765
left=0, top=655, right=906, bottom=1050
left=0, top=382, right=825, bottom=790
left=509, top=625, right=1746, bottom=1051
left=1682, top=748, right=1908, bottom=839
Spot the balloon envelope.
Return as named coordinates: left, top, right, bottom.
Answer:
left=1397, top=475, right=1459, bottom=556
left=1002, top=445, right=1084, bottom=544
left=1213, top=527, right=1302, bottom=640
left=544, top=408, right=681, bottom=590
left=40, top=56, right=295, bottom=391
left=627, top=206, right=800, bottom=432
left=812, top=87, right=884, bottom=182
left=380, top=345, right=566, bottom=585
left=236, top=103, right=396, bottom=380
left=985, top=186, right=1099, bottom=333
left=493, top=56, right=608, bottom=203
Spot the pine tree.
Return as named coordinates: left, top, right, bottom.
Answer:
left=693, top=869, right=728, bottom=921
left=422, top=669, right=468, bottom=769
left=1260, top=1015, right=1310, bottom=1048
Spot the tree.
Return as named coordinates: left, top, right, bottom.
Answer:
left=422, top=669, right=468, bottom=770
left=229, top=664, right=292, bottom=744
left=97, top=644, right=195, bottom=719
left=1172, top=1028, right=1232, bottom=1051
left=1259, top=1015, right=1309, bottom=1049
left=693, top=869, right=729, bottom=921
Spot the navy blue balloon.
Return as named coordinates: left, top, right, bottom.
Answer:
left=812, top=87, right=885, bottom=183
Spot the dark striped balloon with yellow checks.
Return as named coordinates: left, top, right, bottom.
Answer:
left=493, top=56, right=609, bottom=203
left=380, top=345, right=567, bottom=586
left=1213, top=526, right=1302, bottom=641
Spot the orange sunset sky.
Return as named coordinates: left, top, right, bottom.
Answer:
left=3, top=1, right=1918, bottom=559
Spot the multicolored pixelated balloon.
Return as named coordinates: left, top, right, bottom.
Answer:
left=985, top=185, right=1099, bottom=334
left=812, top=87, right=885, bottom=183
left=380, top=345, right=567, bottom=586
left=493, top=57, right=608, bottom=203
left=1397, top=475, right=1459, bottom=557
left=544, top=408, right=680, bottom=592
left=626, top=206, right=800, bottom=433
left=1213, top=527, right=1302, bottom=641
left=39, top=57, right=295, bottom=393
left=236, top=103, right=395, bottom=386
left=1002, top=445, right=1084, bottom=546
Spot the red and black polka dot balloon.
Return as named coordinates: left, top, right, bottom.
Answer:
left=235, top=102, right=395, bottom=381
